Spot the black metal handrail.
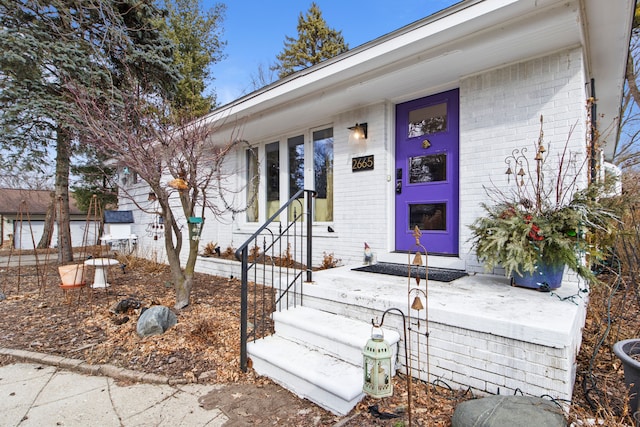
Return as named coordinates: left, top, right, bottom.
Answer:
left=236, top=189, right=314, bottom=372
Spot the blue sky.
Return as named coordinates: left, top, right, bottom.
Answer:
left=207, top=1, right=460, bottom=105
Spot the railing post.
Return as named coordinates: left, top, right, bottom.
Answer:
left=236, top=189, right=315, bottom=373
left=239, top=246, right=248, bottom=372
left=306, top=190, right=313, bottom=283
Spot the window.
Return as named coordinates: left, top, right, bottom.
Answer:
left=246, top=148, right=259, bottom=222
left=288, top=135, right=304, bottom=197
left=266, top=142, right=280, bottom=219
left=288, top=135, right=305, bottom=221
left=313, top=128, right=333, bottom=222
left=248, top=127, right=334, bottom=224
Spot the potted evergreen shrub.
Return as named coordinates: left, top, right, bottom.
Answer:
left=468, top=117, right=615, bottom=289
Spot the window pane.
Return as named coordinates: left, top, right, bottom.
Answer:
left=409, top=154, right=446, bottom=183
left=288, top=135, right=304, bottom=197
left=408, top=102, right=447, bottom=137
left=313, top=128, right=333, bottom=222
left=409, top=203, right=446, bottom=230
left=246, top=148, right=259, bottom=222
left=266, top=142, right=280, bottom=220
left=288, top=135, right=305, bottom=221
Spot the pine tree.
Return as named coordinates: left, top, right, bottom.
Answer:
left=272, top=2, right=348, bottom=79
left=162, top=0, right=227, bottom=119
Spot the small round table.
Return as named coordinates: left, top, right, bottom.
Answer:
left=84, top=258, right=120, bottom=288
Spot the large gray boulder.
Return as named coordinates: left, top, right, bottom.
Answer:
left=136, top=306, right=177, bottom=337
left=452, top=395, right=566, bottom=427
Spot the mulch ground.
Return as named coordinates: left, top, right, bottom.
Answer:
left=0, top=251, right=637, bottom=426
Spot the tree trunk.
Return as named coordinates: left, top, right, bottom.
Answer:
left=174, top=274, right=193, bottom=310
left=37, top=191, right=55, bottom=249
left=174, top=232, right=200, bottom=309
left=627, top=54, right=640, bottom=109
left=158, top=199, right=189, bottom=309
left=55, top=128, right=74, bottom=263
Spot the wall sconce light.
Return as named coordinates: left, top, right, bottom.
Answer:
left=348, top=122, right=368, bottom=141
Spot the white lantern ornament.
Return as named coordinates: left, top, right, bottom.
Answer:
left=362, top=324, right=393, bottom=398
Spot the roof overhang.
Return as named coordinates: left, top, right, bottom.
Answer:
left=579, top=0, right=634, bottom=159
left=205, top=0, right=633, bottom=159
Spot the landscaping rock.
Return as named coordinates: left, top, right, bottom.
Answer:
left=136, top=306, right=177, bottom=337
left=109, top=297, right=141, bottom=314
left=451, top=395, right=566, bottom=427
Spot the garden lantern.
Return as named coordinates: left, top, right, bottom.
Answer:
left=363, top=325, right=393, bottom=398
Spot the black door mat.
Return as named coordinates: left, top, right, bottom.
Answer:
left=352, top=262, right=468, bottom=283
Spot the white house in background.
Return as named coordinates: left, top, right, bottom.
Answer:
left=118, top=0, right=634, bottom=415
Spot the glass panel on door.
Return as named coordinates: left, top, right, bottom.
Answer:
left=408, top=102, right=448, bottom=137
left=409, top=154, right=447, bottom=184
left=409, top=203, right=446, bottom=231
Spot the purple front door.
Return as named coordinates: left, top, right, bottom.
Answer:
left=395, top=89, right=459, bottom=254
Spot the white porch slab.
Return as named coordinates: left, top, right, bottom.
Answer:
left=306, top=265, right=587, bottom=349
left=303, top=264, right=588, bottom=401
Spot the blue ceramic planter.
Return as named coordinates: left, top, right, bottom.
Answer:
left=511, top=263, right=564, bottom=290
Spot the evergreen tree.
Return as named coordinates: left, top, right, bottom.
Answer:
left=0, top=0, right=179, bottom=261
left=71, top=157, right=118, bottom=213
left=272, top=2, right=348, bottom=79
left=162, top=0, right=227, bottom=119
left=69, top=0, right=225, bottom=224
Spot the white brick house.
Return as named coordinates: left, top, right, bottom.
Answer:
left=172, top=0, right=631, bottom=271
left=120, top=0, right=634, bottom=414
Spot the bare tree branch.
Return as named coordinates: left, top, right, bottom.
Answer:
left=66, top=75, right=259, bottom=309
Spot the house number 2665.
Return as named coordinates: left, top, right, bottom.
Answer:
left=352, top=155, right=374, bottom=172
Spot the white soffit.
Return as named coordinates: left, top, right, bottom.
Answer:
left=580, top=0, right=634, bottom=159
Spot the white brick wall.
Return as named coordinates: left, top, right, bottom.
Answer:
left=459, top=47, right=588, bottom=273
left=325, top=105, right=392, bottom=265
left=393, top=316, right=580, bottom=400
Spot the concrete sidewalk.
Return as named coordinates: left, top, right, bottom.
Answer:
left=0, top=352, right=228, bottom=427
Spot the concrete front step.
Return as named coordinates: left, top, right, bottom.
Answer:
left=247, top=306, right=403, bottom=415
left=247, top=335, right=364, bottom=416
left=272, top=306, right=401, bottom=367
